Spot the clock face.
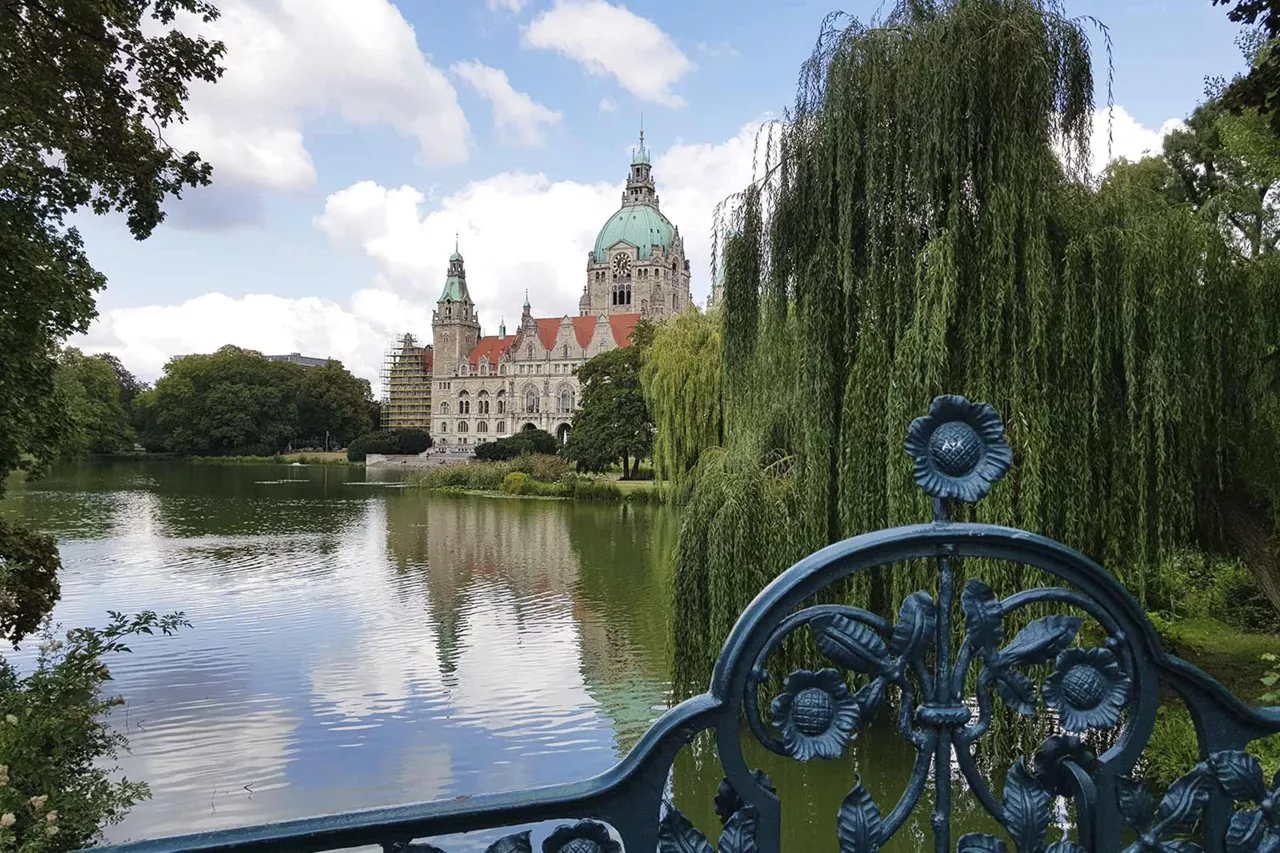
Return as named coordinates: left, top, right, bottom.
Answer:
left=612, top=253, right=631, bottom=276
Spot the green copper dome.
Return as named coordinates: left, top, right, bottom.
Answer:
left=592, top=205, right=675, bottom=263
left=632, top=146, right=651, bottom=165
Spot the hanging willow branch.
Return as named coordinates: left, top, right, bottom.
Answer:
left=663, top=0, right=1278, bottom=698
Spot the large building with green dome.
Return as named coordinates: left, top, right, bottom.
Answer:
left=382, top=134, right=692, bottom=450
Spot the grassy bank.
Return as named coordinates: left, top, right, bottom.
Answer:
left=405, top=455, right=661, bottom=502
left=1143, top=617, right=1280, bottom=787
left=187, top=451, right=356, bottom=466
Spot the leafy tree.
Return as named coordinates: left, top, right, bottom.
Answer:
left=1162, top=95, right=1280, bottom=256
left=52, top=348, right=134, bottom=456
left=0, top=1, right=224, bottom=843
left=563, top=346, right=653, bottom=478
left=660, top=0, right=1280, bottom=696
left=93, top=353, right=148, bottom=422
left=297, top=360, right=374, bottom=448
left=473, top=429, right=559, bottom=461
left=140, top=346, right=306, bottom=454
left=1214, top=1, right=1280, bottom=133
left=347, top=429, right=433, bottom=462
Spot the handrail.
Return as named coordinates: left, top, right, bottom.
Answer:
left=86, top=396, right=1280, bottom=853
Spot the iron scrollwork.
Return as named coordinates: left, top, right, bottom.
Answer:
left=87, top=395, right=1280, bottom=853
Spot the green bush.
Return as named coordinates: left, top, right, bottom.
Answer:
left=0, top=611, right=188, bottom=851
left=474, top=429, right=559, bottom=461
left=570, top=480, right=623, bottom=501
left=500, top=472, right=533, bottom=495
left=1149, top=550, right=1278, bottom=632
left=347, top=429, right=433, bottom=462
left=510, top=453, right=572, bottom=481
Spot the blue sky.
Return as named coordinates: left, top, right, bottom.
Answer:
left=73, top=0, right=1248, bottom=385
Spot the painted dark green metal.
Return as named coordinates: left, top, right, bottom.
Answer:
left=87, top=396, right=1280, bottom=853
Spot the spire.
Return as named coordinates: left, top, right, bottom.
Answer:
left=499, top=316, right=506, bottom=338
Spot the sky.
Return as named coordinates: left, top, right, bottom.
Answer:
left=70, top=0, right=1249, bottom=389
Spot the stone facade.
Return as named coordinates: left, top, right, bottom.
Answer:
left=425, top=134, right=690, bottom=451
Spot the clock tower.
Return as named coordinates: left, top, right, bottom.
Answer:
left=580, top=128, right=691, bottom=318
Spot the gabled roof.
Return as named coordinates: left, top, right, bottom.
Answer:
left=468, top=335, right=516, bottom=367
left=608, top=314, right=641, bottom=347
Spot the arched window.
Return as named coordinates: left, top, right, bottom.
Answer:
left=497, top=421, right=506, bottom=434
left=478, top=391, right=490, bottom=415
left=672, top=292, right=677, bottom=309
left=480, top=359, right=489, bottom=376
left=559, top=388, right=575, bottom=412
left=460, top=363, right=469, bottom=377
left=458, top=392, right=470, bottom=415
left=524, top=388, right=539, bottom=413
left=497, top=390, right=506, bottom=414
left=527, top=344, right=533, bottom=358
left=439, top=421, right=448, bottom=433
left=477, top=421, right=488, bottom=433
left=457, top=421, right=469, bottom=433
left=562, top=344, right=569, bottom=358
left=440, top=401, right=450, bottom=415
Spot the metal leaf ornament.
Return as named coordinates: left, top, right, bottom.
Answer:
left=904, top=395, right=1013, bottom=503
left=1208, top=750, right=1280, bottom=853
left=542, top=822, right=620, bottom=853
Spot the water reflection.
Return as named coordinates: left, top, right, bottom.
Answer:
left=0, top=462, right=679, bottom=843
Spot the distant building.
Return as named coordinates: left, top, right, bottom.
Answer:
left=266, top=353, right=331, bottom=368
left=382, top=130, right=692, bottom=452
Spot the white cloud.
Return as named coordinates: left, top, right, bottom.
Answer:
left=1070, top=106, right=1185, bottom=176
left=74, top=291, right=433, bottom=385
left=487, top=0, right=530, bottom=10
left=452, top=60, right=563, bottom=147
left=598, top=96, right=618, bottom=113
left=76, top=122, right=773, bottom=390
left=164, top=0, right=470, bottom=194
left=523, top=0, right=694, bottom=107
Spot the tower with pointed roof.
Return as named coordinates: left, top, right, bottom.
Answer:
left=432, top=242, right=481, bottom=379
left=580, top=127, right=691, bottom=319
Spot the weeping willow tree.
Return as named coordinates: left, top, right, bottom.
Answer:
left=667, top=0, right=1280, bottom=697
left=641, top=308, right=725, bottom=501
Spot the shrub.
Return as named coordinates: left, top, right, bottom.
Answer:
left=500, top=472, right=533, bottom=495
left=347, top=429, right=433, bottom=462
left=474, top=430, right=559, bottom=461
left=570, top=480, right=622, bottom=501
left=510, top=453, right=572, bottom=481
left=0, top=611, right=188, bottom=851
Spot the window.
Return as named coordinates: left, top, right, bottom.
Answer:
left=562, top=344, right=569, bottom=358
left=672, top=293, right=677, bottom=309
left=498, top=421, right=507, bottom=434
left=497, top=391, right=506, bottom=414
left=458, top=421, right=469, bottom=433
left=536, top=364, right=543, bottom=374
left=524, top=389, right=539, bottom=413
left=527, top=345, right=533, bottom=358
left=458, top=392, right=470, bottom=415
left=480, top=359, right=489, bottom=376
left=477, top=421, right=488, bottom=433
left=439, top=421, right=448, bottom=433
left=611, top=282, right=632, bottom=306
left=559, top=388, right=575, bottom=412
left=478, top=391, right=490, bottom=415
left=520, top=364, right=526, bottom=375
left=460, top=363, right=469, bottom=377
left=440, top=401, right=450, bottom=415
left=446, top=305, right=452, bottom=318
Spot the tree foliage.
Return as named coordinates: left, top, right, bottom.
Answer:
left=52, top=348, right=134, bottom=457
left=640, top=308, right=723, bottom=499
left=659, top=0, right=1280, bottom=696
left=1213, top=0, right=1280, bottom=134
left=346, top=429, right=433, bottom=462
left=136, top=346, right=372, bottom=454
left=474, top=428, right=559, bottom=461
left=0, top=3, right=224, bottom=845
left=563, top=345, right=653, bottom=477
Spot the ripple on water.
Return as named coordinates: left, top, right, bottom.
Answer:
left=1, top=465, right=675, bottom=845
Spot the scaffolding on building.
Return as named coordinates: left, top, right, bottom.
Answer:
left=380, top=334, right=433, bottom=431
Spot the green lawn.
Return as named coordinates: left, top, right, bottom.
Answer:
left=1156, top=617, right=1280, bottom=701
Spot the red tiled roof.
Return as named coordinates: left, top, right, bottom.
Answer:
left=423, top=348, right=433, bottom=372
left=608, top=313, right=641, bottom=347
left=468, top=335, right=516, bottom=367
left=534, top=314, right=642, bottom=351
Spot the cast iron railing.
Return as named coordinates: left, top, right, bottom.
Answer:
left=89, top=396, right=1280, bottom=853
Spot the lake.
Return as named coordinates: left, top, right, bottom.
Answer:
left=1, top=461, right=1008, bottom=851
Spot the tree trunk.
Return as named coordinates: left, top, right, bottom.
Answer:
left=621, top=450, right=630, bottom=481
left=1214, top=489, right=1280, bottom=616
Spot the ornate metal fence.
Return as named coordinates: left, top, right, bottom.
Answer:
left=90, top=396, right=1280, bottom=853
